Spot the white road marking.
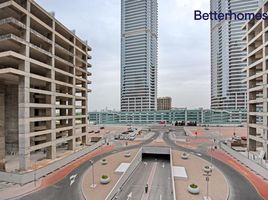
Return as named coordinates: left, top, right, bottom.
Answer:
left=162, top=163, right=165, bottom=168
left=69, top=174, right=77, bottom=186
left=160, top=194, right=162, bottom=200
left=127, top=192, right=132, bottom=200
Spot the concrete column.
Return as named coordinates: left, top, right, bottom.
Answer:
left=0, top=88, right=5, bottom=170
left=49, top=19, right=56, bottom=159
left=19, top=1, right=31, bottom=171
left=18, top=75, right=31, bottom=171
left=70, top=38, right=76, bottom=151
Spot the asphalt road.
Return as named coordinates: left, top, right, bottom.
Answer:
left=115, top=156, right=172, bottom=200
left=14, top=126, right=263, bottom=200
left=162, top=127, right=263, bottom=200
left=15, top=132, right=160, bottom=200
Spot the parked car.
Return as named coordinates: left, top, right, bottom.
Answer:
left=114, top=134, right=120, bottom=140
left=100, top=126, right=105, bottom=129
left=88, top=130, right=94, bottom=133
left=95, top=130, right=100, bottom=134
left=129, top=135, right=136, bottom=140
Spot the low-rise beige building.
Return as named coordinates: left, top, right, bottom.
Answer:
left=243, top=1, right=268, bottom=161
left=157, top=97, right=172, bottom=111
left=0, top=0, right=91, bottom=171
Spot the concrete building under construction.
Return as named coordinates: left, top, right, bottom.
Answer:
left=0, top=0, right=91, bottom=171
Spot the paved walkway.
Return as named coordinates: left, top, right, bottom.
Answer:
left=210, top=149, right=268, bottom=200
left=82, top=149, right=139, bottom=200
left=0, top=145, right=115, bottom=200
left=172, top=150, right=228, bottom=200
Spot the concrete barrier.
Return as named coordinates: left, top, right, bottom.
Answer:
left=105, top=148, right=142, bottom=200
left=142, top=146, right=170, bottom=155
left=169, top=149, right=177, bottom=200
left=0, top=140, right=104, bottom=184
left=220, top=142, right=268, bottom=180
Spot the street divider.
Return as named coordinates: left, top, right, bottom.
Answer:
left=170, top=148, right=177, bottom=200
left=105, top=148, right=142, bottom=200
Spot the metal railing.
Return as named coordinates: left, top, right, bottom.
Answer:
left=220, top=142, right=268, bottom=180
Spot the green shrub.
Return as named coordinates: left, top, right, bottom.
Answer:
left=101, top=175, right=108, bottom=179
left=190, top=184, right=198, bottom=188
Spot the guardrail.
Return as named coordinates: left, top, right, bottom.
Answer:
left=220, top=142, right=268, bottom=180
left=0, top=140, right=104, bottom=184
left=170, top=148, right=177, bottom=200
left=105, top=148, right=142, bottom=200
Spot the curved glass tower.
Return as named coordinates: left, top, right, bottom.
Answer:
left=210, top=0, right=263, bottom=110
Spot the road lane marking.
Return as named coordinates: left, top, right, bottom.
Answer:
left=160, top=194, right=162, bottom=200
left=127, top=192, right=132, bottom=200
left=141, top=162, right=157, bottom=200
left=69, top=174, right=77, bottom=186
left=162, top=163, right=165, bottom=168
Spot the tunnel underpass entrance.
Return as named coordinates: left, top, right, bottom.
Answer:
left=142, top=153, right=170, bottom=161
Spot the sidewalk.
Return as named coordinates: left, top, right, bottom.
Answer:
left=0, top=145, right=115, bottom=200
left=82, top=149, right=139, bottom=200
left=172, top=150, right=228, bottom=200
left=210, top=149, right=268, bottom=200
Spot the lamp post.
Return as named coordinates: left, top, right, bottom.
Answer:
left=90, top=160, right=96, bottom=188
left=34, top=161, right=37, bottom=187
left=210, top=146, right=213, bottom=169
left=203, top=166, right=212, bottom=200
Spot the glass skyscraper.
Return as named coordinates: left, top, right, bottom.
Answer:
left=121, top=0, right=158, bottom=112
left=210, top=0, right=263, bottom=110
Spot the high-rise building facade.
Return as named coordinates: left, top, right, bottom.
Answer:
left=210, top=0, right=262, bottom=110
left=121, top=0, right=158, bottom=112
left=157, top=97, right=172, bottom=111
left=244, top=0, right=268, bottom=162
left=0, top=0, right=91, bottom=171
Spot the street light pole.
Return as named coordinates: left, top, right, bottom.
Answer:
left=34, top=161, right=36, bottom=187
left=210, top=146, right=213, bottom=168
left=90, top=160, right=96, bottom=188
left=206, top=176, right=209, bottom=200
left=203, top=167, right=212, bottom=200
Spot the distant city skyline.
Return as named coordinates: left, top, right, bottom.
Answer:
left=36, top=0, right=210, bottom=111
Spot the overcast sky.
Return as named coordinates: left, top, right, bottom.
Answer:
left=36, top=0, right=210, bottom=111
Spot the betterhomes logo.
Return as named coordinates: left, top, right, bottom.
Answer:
left=194, top=10, right=268, bottom=21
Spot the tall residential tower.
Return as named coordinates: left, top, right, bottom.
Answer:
left=121, top=0, right=158, bottom=112
left=210, top=0, right=262, bottom=110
